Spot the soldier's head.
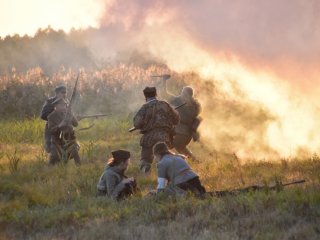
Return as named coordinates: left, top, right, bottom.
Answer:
left=143, top=86, right=157, bottom=101
left=53, top=98, right=67, bottom=112
left=55, top=85, right=67, bottom=99
left=181, top=86, right=194, bottom=102
left=108, top=150, right=131, bottom=171
left=153, top=142, right=174, bottom=162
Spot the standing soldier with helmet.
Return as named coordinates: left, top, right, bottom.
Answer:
left=158, top=75, right=202, bottom=161
left=133, top=86, right=180, bottom=173
left=47, top=97, right=81, bottom=165
left=40, top=85, right=68, bottom=153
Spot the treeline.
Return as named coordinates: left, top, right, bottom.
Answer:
left=0, top=27, right=96, bottom=75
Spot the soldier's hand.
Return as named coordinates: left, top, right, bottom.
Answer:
left=58, top=120, right=68, bottom=128
left=122, top=178, right=133, bottom=184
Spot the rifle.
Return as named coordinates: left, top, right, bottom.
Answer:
left=62, top=72, right=80, bottom=126
left=77, top=114, right=110, bottom=120
left=128, top=102, right=187, bottom=133
left=207, top=179, right=306, bottom=197
left=151, top=74, right=171, bottom=80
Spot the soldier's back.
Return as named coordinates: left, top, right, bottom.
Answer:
left=144, top=99, right=178, bottom=130
left=41, top=97, right=57, bottom=121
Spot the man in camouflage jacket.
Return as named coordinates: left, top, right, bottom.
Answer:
left=133, top=87, right=180, bottom=173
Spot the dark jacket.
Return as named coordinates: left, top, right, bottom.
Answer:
left=40, top=97, right=57, bottom=121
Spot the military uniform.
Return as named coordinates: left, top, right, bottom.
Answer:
left=161, top=83, right=201, bottom=159
left=47, top=110, right=80, bottom=165
left=97, top=166, right=137, bottom=200
left=40, top=96, right=57, bottom=152
left=154, top=142, right=206, bottom=196
left=40, top=86, right=67, bottom=153
left=133, top=87, right=180, bottom=172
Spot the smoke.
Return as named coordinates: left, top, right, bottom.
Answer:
left=85, top=0, right=320, bottom=158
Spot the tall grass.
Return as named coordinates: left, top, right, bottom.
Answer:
left=0, top=123, right=319, bottom=239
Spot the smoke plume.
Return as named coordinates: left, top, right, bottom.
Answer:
left=89, top=0, right=320, bottom=158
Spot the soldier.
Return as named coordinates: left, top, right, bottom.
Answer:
left=159, top=75, right=201, bottom=161
left=47, top=97, right=80, bottom=165
left=133, top=87, right=180, bottom=173
left=96, top=150, right=138, bottom=200
left=154, top=142, right=206, bottom=196
left=40, top=85, right=68, bottom=153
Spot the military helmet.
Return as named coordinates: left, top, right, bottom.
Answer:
left=55, top=85, right=67, bottom=93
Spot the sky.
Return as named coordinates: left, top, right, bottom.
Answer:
left=0, top=0, right=105, bottom=37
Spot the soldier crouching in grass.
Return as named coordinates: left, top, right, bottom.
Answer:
left=97, top=150, right=139, bottom=200
left=153, top=142, right=206, bottom=197
left=47, top=97, right=80, bottom=165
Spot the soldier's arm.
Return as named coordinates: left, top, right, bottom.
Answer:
left=195, top=100, right=202, bottom=116
left=106, top=173, right=126, bottom=200
left=71, top=114, right=78, bottom=127
left=40, top=100, right=54, bottom=121
left=96, top=173, right=107, bottom=193
left=168, top=103, right=180, bottom=125
left=159, top=80, right=175, bottom=102
left=133, top=106, right=146, bottom=129
left=157, top=162, right=168, bottom=191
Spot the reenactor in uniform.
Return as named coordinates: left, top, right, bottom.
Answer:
left=159, top=75, right=202, bottom=161
left=40, top=85, right=68, bottom=153
left=133, top=87, right=180, bottom=173
left=96, top=150, right=138, bottom=200
left=154, top=142, right=206, bottom=196
left=47, top=98, right=80, bottom=165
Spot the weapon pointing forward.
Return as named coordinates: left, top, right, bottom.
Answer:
left=151, top=74, right=171, bottom=80
left=129, top=102, right=187, bottom=133
left=77, top=114, right=110, bottom=120
left=207, top=179, right=306, bottom=197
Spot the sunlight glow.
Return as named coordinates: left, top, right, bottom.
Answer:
left=0, top=0, right=105, bottom=37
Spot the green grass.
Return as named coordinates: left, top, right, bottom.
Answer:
left=0, top=119, right=320, bottom=239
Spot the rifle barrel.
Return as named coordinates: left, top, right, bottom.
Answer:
left=79, top=114, right=110, bottom=119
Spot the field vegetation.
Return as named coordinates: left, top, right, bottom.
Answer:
left=0, top=65, right=319, bottom=239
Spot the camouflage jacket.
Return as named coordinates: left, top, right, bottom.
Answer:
left=97, top=166, right=127, bottom=200
left=133, top=99, right=180, bottom=147
left=40, top=97, right=57, bottom=121
left=47, top=111, right=78, bottom=143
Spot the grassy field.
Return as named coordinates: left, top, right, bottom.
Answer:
left=0, top=118, right=319, bottom=240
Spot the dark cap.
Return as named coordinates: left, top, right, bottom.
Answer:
left=52, top=97, right=67, bottom=106
left=112, top=150, right=131, bottom=161
left=143, top=86, right=157, bottom=98
left=55, top=85, right=67, bottom=93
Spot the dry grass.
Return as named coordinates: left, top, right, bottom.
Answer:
left=0, top=119, right=319, bottom=240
